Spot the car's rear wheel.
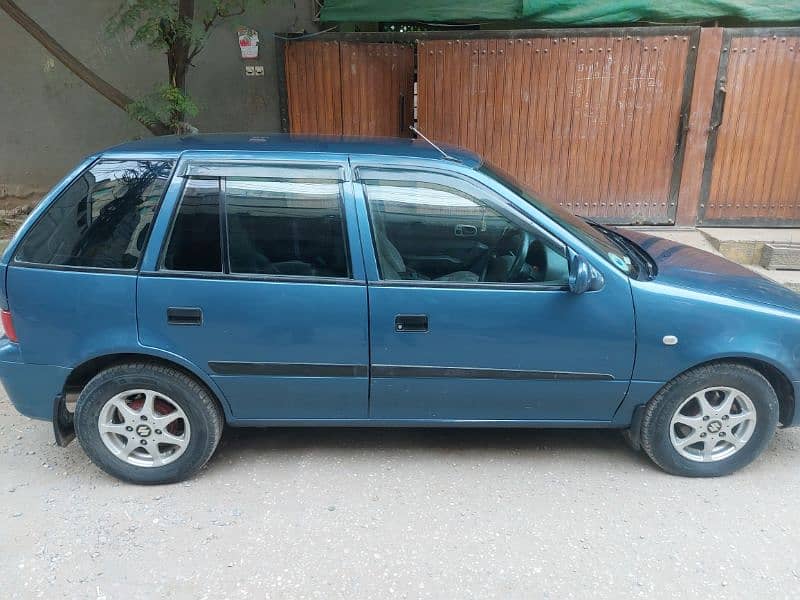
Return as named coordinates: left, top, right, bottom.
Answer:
left=74, top=362, right=223, bottom=484
left=639, top=363, right=779, bottom=477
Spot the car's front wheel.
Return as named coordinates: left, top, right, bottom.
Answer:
left=74, top=362, right=223, bottom=484
left=639, top=363, right=779, bottom=477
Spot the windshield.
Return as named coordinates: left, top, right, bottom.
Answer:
left=478, top=162, right=636, bottom=275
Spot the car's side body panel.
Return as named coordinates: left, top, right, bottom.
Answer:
left=619, top=230, right=800, bottom=426
left=365, top=285, right=634, bottom=421
left=0, top=136, right=798, bottom=430
left=137, top=275, right=370, bottom=419
left=631, top=281, right=800, bottom=384
left=630, top=278, right=800, bottom=424
left=7, top=267, right=138, bottom=367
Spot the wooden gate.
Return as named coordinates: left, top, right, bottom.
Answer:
left=699, top=29, right=800, bottom=225
left=417, top=29, right=698, bottom=224
left=282, top=40, right=414, bottom=137
left=283, top=41, right=342, bottom=135
left=280, top=29, right=699, bottom=225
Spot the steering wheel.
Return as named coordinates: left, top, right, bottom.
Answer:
left=495, top=228, right=531, bottom=282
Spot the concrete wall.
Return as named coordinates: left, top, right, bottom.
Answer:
left=0, top=1, right=316, bottom=200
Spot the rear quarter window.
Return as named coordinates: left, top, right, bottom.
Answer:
left=14, top=159, right=173, bottom=269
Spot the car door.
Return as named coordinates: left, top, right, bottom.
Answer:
left=138, top=156, right=369, bottom=421
left=353, top=162, right=635, bottom=422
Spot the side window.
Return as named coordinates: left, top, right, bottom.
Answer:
left=163, top=178, right=222, bottom=272
left=15, top=160, right=172, bottom=269
left=225, top=176, right=349, bottom=278
left=362, top=174, right=569, bottom=285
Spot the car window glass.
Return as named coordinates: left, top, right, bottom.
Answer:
left=162, top=178, right=222, bottom=272
left=362, top=175, right=568, bottom=285
left=15, top=160, right=172, bottom=269
left=479, top=161, right=637, bottom=276
left=225, top=177, right=349, bottom=278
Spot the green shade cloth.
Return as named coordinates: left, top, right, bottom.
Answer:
left=521, top=1, right=800, bottom=25
left=320, top=0, right=800, bottom=24
left=321, top=0, right=521, bottom=22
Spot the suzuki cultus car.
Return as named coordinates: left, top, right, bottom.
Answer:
left=1, top=134, right=797, bottom=483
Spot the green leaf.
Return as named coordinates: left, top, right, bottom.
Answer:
left=127, top=84, right=199, bottom=132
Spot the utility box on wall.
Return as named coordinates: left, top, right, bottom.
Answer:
left=238, top=26, right=260, bottom=59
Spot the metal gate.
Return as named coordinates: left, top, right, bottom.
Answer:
left=417, top=28, right=698, bottom=224
left=281, top=40, right=414, bottom=137
left=699, top=28, right=800, bottom=226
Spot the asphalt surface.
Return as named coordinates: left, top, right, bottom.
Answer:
left=2, top=389, right=800, bottom=599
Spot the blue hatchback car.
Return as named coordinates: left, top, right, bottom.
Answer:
left=1, top=134, right=798, bottom=483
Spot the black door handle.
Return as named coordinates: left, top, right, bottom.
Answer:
left=395, top=314, right=428, bottom=332
left=167, top=307, right=202, bottom=326
left=455, top=224, right=478, bottom=237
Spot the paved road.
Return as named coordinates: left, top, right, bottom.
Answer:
left=2, top=390, right=799, bottom=599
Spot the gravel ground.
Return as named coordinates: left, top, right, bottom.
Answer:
left=2, top=389, right=800, bottom=600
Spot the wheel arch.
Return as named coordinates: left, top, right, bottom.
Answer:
left=729, top=357, right=795, bottom=426
left=644, top=357, right=794, bottom=427
left=63, top=352, right=233, bottom=422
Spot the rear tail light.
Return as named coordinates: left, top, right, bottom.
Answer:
left=1, top=309, right=18, bottom=343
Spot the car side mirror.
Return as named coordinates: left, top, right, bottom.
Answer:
left=568, top=252, right=604, bottom=294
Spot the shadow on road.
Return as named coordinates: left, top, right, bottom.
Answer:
left=212, top=426, right=649, bottom=465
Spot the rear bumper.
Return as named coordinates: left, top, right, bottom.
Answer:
left=0, top=340, right=70, bottom=421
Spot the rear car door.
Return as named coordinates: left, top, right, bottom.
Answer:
left=137, top=156, right=369, bottom=421
left=354, top=163, right=636, bottom=422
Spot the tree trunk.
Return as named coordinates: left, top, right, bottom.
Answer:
left=0, top=0, right=170, bottom=135
left=168, top=0, right=195, bottom=126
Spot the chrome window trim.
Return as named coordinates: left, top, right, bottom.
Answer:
left=177, top=160, right=345, bottom=181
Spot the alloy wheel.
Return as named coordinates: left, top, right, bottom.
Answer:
left=97, top=389, right=191, bottom=467
left=669, top=386, right=757, bottom=462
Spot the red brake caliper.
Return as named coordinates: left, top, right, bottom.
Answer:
left=126, top=396, right=181, bottom=434
left=155, top=398, right=181, bottom=435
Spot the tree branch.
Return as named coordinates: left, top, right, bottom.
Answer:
left=192, top=1, right=247, bottom=61
left=190, top=3, right=246, bottom=63
left=202, top=2, right=246, bottom=34
left=187, top=43, right=204, bottom=62
left=0, top=0, right=170, bottom=135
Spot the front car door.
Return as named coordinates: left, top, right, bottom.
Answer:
left=138, top=154, right=369, bottom=422
left=353, top=160, right=636, bottom=423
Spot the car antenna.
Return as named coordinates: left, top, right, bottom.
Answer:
left=409, top=125, right=460, bottom=162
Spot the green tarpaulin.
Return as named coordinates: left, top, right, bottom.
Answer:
left=320, top=0, right=800, bottom=25
left=321, top=0, right=520, bottom=22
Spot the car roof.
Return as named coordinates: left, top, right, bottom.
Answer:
left=102, top=133, right=482, bottom=167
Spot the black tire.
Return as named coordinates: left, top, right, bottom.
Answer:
left=640, top=363, right=779, bottom=477
left=74, top=362, right=223, bottom=484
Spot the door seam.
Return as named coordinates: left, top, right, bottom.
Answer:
left=346, top=156, right=373, bottom=417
